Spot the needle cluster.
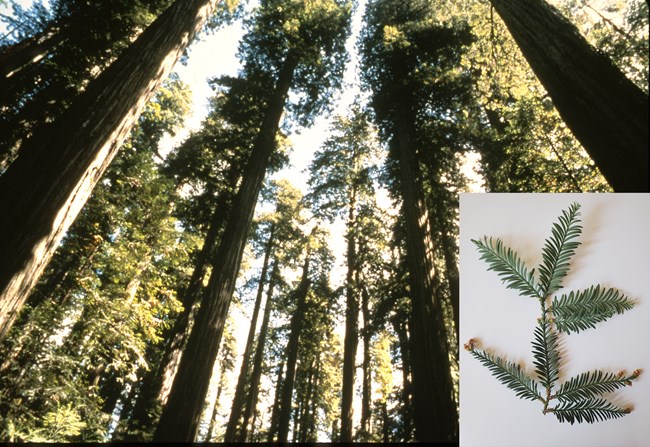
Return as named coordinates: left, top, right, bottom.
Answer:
left=466, top=202, right=640, bottom=424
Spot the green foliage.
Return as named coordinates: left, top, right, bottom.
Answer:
left=465, top=343, right=541, bottom=402
left=555, top=369, right=640, bottom=403
left=471, top=236, right=540, bottom=299
left=550, top=285, right=635, bottom=334
left=442, top=0, right=611, bottom=192
left=162, top=74, right=276, bottom=233
left=306, top=105, right=380, bottom=222
left=239, top=0, right=352, bottom=128
left=39, top=403, right=86, bottom=441
left=0, top=75, right=193, bottom=441
left=550, top=397, right=630, bottom=424
left=467, top=202, right=639, bottom=424
left=371, top=330, right=395, bottom=404
left=256, top=178, right=309, bottom=268
left=1, top=403, right=86, bottom=442
left=531, top=319, right=560, bottom=391
left=537, top=202, right=582, bottom=296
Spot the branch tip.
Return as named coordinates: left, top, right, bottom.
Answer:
left=464, top=338, right=477, bottom=351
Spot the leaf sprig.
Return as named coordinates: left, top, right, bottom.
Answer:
left=549, top=397, right=631, bottom=424
left=465, top=339, right=542, bottom=402
left=554, top=369, right=640, bottom=402
left=472, top=236, right=541, bottom=299
left=537, top=202, right=582, bottom=297
left=550, top=285, right=635, bottom=334
left=467, top=202, right=639, bottom=424
left=531, top=318, right=560, bottom=392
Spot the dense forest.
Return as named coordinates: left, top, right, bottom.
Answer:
left=0, top=0, right=647, bottom=442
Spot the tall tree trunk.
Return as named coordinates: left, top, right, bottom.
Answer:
left=428, top=194, right=459, bottom=345
left=224, top=224, right=275, bottom=442
left=339, top=195, right=358, bottom=442
left=298, top=359, right=316, bottom=443
left=159, top=184, right=236, bottom=405
left=153, top=51, right=299, bottom=442
left=276, top=254, right=311, bottom=443
left=489, top=0, right=649, bottom=191
left=360, top=283, right=372, bottom=440
left=395, top=111, right=457, bottom=441
left=267, top=359, right=286, bottom=442
left=392, top=314, right=413, bottom=440
left=0, top=0, right=219, bottom=340
left=121, top=188, right=231, bottom=439
left=239, top=260, right=279, bottom=442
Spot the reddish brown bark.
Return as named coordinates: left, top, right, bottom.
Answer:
left=489, top=0, right=649, bottom=191
left=0, top=0, right=218, bottom=340
left=396, top=109, right=457, bottom=441
left=153, top=51, right=299, bottom=442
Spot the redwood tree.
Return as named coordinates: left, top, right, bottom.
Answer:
left=489, top=0, right=649, bottom=191
left=276, top=253, right=312, bottom=443
left=0, top=0, right=220, bottom=340
left=153, top=1, right=351, bottom=440
left=237, top=179, right=307, bottom=442
left=154, top=51, right=300, bottom=441
left=360, top=0, right=471, bottom=440
left=306, top=107, right=379, bottom=442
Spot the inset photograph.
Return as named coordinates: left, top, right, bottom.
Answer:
left=460, top=193, right=650, bottom=447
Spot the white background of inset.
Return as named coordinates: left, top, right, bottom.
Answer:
left=459, top=193, right=650, bottom=447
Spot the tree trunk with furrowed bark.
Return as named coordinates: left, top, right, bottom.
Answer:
left=489, top=0, right=649, bottom=191
left=153, top=51, right=299, bottom=442
left=0, top=0, right=219, bottom=340
left=396, top=108, right=458, bottom=442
